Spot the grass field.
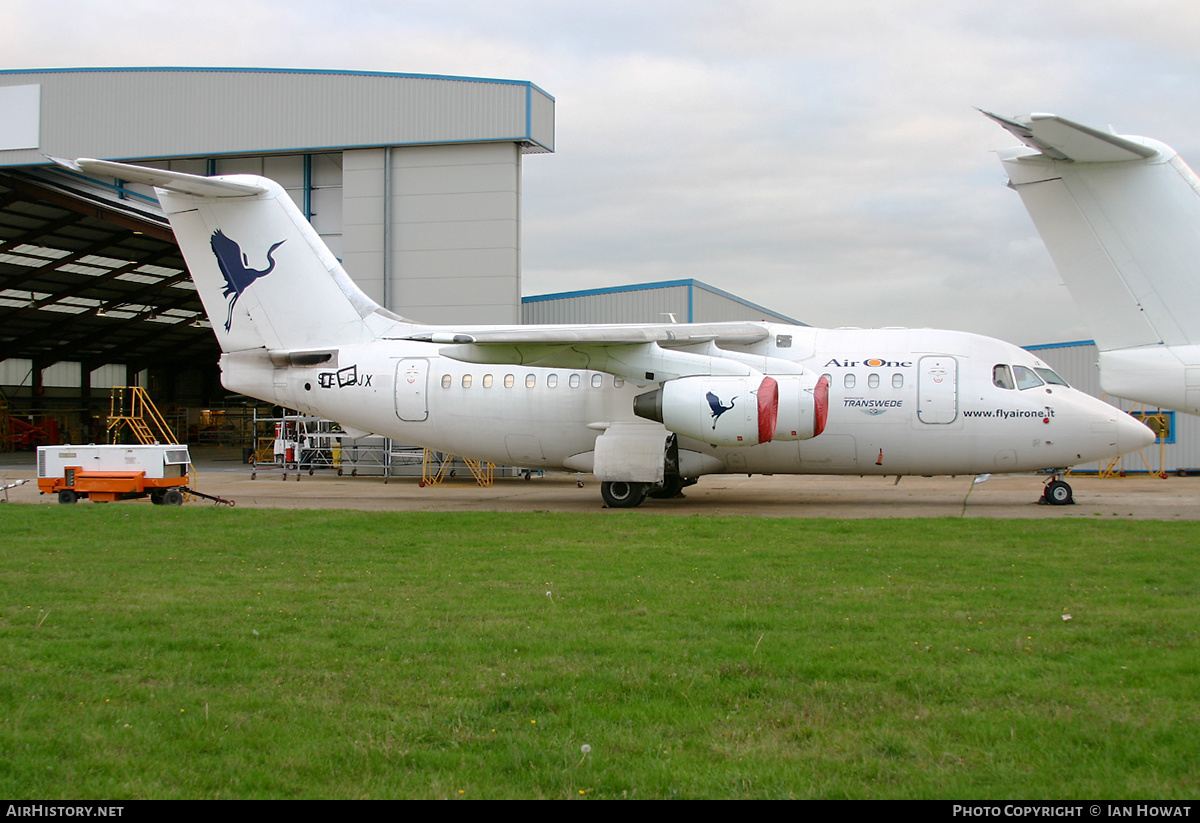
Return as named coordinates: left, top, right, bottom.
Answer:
left=2, top=505, right=1197, bottom=799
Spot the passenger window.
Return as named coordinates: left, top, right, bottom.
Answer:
left=892, top=373, right=903, bottom=389
left=461, top=374, right=472, bottom=388
left=483, top=374, right=493, bottom=388
left=504, top=374, right=515, bottom=388
left=547, top=374, right=558, bottom=388
left=776, top=334, right=792, bottom=348
left=614, top=377, right=624, bottom=388
left=526, top=374, right=537, bottom=388
left=1013, top=365, right=1044, bottom=390
left=569, top=374, right=580, bottom=388
left=992, top=364, right=1015, bottom=390
left=844, top=374, right=856, bottom=389
left=592, top=374, right=603, bottom=388
left=868, top=373, right=880, bottom=389
left=441, top=374, right=452, bottom=389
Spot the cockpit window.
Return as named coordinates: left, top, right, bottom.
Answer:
left=1012, top=365, right=1045, bottom=390
left=1034, top=367, right=1069, bottom=387
left=992, top=364, right=1015, bottom=390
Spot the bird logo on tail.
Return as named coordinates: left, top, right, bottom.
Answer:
left=210, top=230, right=286, bottom=332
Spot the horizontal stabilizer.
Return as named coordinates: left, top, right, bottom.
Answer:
left=74, top=159, right=269, bottom=198
left=979, top=110, right=1157, bottom=162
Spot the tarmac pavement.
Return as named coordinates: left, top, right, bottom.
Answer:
left=2, top=446, right=1198, bottom=519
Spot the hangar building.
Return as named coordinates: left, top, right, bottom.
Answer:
left=0, top=67, right=552, bottom=442
left=522, top=279, right=802, bottom=325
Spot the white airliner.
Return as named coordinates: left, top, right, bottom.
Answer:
left=986, top=111, right=1200, bottom=417
left=67, top=157, right=1153, bottom=507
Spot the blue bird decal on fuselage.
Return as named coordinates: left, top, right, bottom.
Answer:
left=210, top=230, right=286, bottom=332
left=706, top=392, right=737, bottom=429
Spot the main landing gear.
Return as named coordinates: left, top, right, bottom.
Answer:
left=599, top=436, right=695, bottom=508
left=601, top=481, right=648, bottom=508
left=1041, top=476, right=1074, bottom=506
left=600, top=475, right=695, bottom=508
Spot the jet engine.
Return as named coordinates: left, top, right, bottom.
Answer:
left=633, top=373, right=828, bottom=447
left=771, top=373, right=829, bottom=441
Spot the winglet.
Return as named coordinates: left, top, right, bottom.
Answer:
left=73, top=158, right=269, bottom=198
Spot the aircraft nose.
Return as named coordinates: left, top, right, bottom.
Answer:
left=1116, top=410, right=1157, bottom=454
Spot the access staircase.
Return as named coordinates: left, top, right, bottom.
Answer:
left=107, top=386, right=178, bottom=445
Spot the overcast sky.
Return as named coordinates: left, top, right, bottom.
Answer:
left=6, top=0, right=1200, bottom=345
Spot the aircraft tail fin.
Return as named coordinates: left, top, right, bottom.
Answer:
left=985, top=111, right=1200, bottom=351
left=75, top=159, right=407, bottom=353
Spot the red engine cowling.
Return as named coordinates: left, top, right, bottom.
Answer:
left=634, top=374, right=779, bottom=447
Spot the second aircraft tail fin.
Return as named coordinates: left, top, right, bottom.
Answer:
left=985, top=111, right=1200, bottom=351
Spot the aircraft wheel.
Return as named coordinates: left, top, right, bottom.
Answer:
left=601, top=481, right=647, bottom=508
left=1044, top=480, right=1073, bottom=506
left=162, top=489, right=184, bottom=507
left=57, top=490, right=78, bottom=504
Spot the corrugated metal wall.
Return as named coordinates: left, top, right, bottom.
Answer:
left=524, top=284, right=691, bottom=325
left=0, top=68, right=554, bottom=166
left=522, top=280, right=801, bottom=325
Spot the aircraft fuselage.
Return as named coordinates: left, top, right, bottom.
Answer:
left=222, top=325, right=1147, bottom=479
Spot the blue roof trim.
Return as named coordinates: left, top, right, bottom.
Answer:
left=1023, top=340, right=1097, bottom=351
left=522, top=279, right=804, bottom=325
left=0, top=66, right=555, bottom=100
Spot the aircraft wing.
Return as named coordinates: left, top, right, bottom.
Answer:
left=400, top=322, right=779, bottom=383
left=979, top=110, right=1158, bottom=162
left=400, top=322, right=770, bottom=346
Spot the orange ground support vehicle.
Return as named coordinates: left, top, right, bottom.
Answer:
left=37, top=444, right=192, bottom=505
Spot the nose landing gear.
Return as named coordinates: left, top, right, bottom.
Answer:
left=1041, top=476, right=1074, bottom=505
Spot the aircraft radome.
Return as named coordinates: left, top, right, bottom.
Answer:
left=65, top=157, right=1154, bottom=508
left=986, top=110, right=1200, bottom=418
